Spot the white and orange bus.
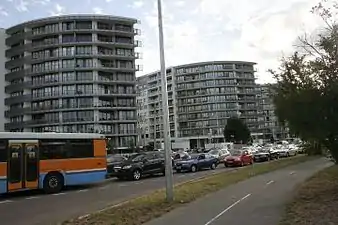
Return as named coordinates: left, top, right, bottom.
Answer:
left=0, top=132, right=107, bottom=194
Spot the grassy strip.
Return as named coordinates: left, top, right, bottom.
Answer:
left=280, top=164, right=338, bottom=225
left=64, top=155, right=316, bottom=225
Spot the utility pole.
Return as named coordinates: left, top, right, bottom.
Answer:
left=157, top=0, right=174, bottom=202
left=153, top=109, right=157, bottom=149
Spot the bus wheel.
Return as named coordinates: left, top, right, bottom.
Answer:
left=43, top=172, right=64, bottom=194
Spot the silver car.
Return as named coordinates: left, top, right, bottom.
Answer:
left=208, top=149, right=231, bottom=163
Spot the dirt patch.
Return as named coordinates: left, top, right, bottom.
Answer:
left=280, top=165, right=338, bottom=225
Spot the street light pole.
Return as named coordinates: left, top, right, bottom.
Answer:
left=157, top=0, right=174, bottom=202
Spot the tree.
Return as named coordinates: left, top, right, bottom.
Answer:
left=223, top=117, right=251, bottom=144
left=270, top=0, right=338, bottom=162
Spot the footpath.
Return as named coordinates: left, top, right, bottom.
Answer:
left=145, top=158, right=332, bottom=225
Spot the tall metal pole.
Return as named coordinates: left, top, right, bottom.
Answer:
left=153, top=110, right=157, bottom=149
left=157, top=0, right=174, bottom=202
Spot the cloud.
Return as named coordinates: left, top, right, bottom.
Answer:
left=49, top=3, right=66, bottom=16
left=0, top=6, right=9, bottom=16
left=15, top=0, right=29, bottom=12
left=139, top=0, right=325, bottom=83
left=129, top=0, right=144, bottom=9
left=93, top=7, right=103, bottom=14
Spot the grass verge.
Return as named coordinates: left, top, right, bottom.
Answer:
left=63, top=155, right=316, bottom=225
left=279, top=164, right=338, bottom=225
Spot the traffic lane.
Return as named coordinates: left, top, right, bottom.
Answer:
left=209, top=158, right=332, bottom=225
left=0, top=163, right=227, bottom=201
left=144, top=158, right=330, bottom=225
left=0, top=165, right=236, bottom=225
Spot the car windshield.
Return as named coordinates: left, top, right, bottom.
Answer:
left=190, top=154, right=200, bottom=159
left=209, top=150, right=219, bottom=155
left=232, top=151, right=242, bottom=156
left=107, top=155, right=125, bottom=163
left=129, top=154, right=145, bottom=162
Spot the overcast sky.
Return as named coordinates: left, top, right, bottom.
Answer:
left=0, top=0, right=326, bottom=83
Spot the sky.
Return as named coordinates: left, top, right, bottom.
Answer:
left=0, top=0, right=328, bottom=83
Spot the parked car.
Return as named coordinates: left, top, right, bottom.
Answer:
left=253, top=151, right=270, bottom=162
left=287, top=145, right=298, bottom=156
left=208, top=148, right=231, bottom=164
left=106, top=154, right=127, bottom=178
left=175, top=153, right=218, bottom=173
left=224, top=150, right=253, bottom=167
left=172, top=151, right=190, bottom=169
left=110, top=151, right=166, bottom=181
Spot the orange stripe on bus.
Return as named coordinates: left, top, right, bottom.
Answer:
left=39, top=158, right=106, bottom=173
left=0, top=163, right=6, bottom=177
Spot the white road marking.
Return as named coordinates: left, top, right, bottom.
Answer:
left=77, top=214, right=90, bottom=220
left=134, top=181, right=144, bottom=185
left=77, top=189, right=88, bottom=193
left=266, top=180, right=275, bottom=186
left=52, top=192, right=66, bottom=196
left=118, top=184, right=128, bottom=187
left=98, top=185, right=110, bottom=190
left=26, top=196, right=40, bottom=200
left=289, top=171, right=296, bottom=175
left=204, top=194, right=252, bottom=225
left=0, top=200, right=13, bottom=204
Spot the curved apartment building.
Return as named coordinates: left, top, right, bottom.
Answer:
left=4, top=15, right=141, bottom=148
left=137, top=61, right=258, bottom=149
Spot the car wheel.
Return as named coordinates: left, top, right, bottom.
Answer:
left=224, top=163, right=228, bottom=167
left=176, top=169, right=181, bottom=173
left=132, top=169, right=142, bottom=180
left=191, top=165, right=197, bottom=172
left=210, top=163, right=216, bottom=170
left=240, top=161, right=244, bottom=167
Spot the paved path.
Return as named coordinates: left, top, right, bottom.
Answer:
left=145, top=158, right=332, bottom=225
left=0, top=165, right=234, bottom=225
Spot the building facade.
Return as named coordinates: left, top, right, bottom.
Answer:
left=4, top=15, right=141, bottom=148
left=137, top=61, right=259, bottom=149
left=0, top=28, right=5, bottom=132
left=256, top=84, right=289, bottom=142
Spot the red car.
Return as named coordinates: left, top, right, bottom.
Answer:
left=224, top=150, right=253, bottom=167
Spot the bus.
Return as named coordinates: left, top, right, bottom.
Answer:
left=0, top=132, right=107, bottom=194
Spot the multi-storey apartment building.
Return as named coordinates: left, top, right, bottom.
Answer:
left=0, top=28, right=5, bottom=131
left=136, top=68, right=176, bottom=148
left=4, top=15, right=142, bottom=148
left=256, top=84, right=289, bottom=141
left=137, top=61, right=259, bottom=149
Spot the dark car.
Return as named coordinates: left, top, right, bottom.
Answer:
left=106, top=154, right=127, bottom=178
left=175, top=153, right=218, bottom=173
left=111, top=152, right=166, bottom=181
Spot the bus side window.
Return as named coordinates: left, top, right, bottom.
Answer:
left=39, top=140, right=68, bottom=160
left=68, top=139, right=94, bottom=158
left=0, top=140, right=7, bottom=162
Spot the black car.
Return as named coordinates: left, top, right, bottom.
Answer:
left=106, top=154, right=127, bottom=178
left=111, top=152, right=166, bottom=181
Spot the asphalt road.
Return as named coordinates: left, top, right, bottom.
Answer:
left=145, top=158, right=332, bottom=225
left=0, top=164, right=235, bottom=225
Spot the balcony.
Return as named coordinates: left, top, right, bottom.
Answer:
left=5, top=107, right=32, bottom=117
left=5, top=69, right=30, bottom=82
left=5, top=81, right=33, bottom=93
left=5, top=94, right=32, bottom=105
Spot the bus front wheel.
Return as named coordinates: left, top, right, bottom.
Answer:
left=43, top=172, right=64, bottom=194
